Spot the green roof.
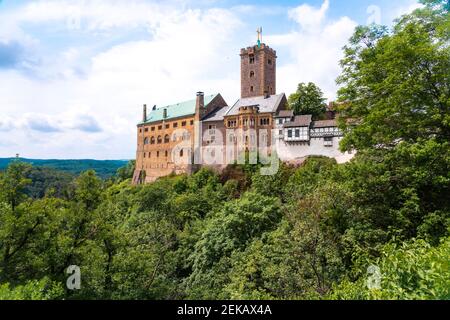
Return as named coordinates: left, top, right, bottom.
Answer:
left=140, top=94, right=218, bottom=124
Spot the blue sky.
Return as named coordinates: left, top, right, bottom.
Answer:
left=0, top=0, right=421, bottom=159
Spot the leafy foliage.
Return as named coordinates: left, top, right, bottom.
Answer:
left=329, top=236, right=450, bottom=300
left=24, top=167, right=74, bottom=199
left=288, top=82, right=327, bottom=118
left=336, top=1, right=450, bottom=151
left=0, top=158, right=128, bottom=179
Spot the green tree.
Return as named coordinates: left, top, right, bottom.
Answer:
left=329, top=236, right=450, bottom=300
left=74, top=170, right=103, bottom=211
left=24, top=166, right=74, bottom=199
left=288, top=82, right=327, bottom=118
left=0, top=161, right=32, bottom=211
left=55, top=170, right=104, bottom=297
left=0, top=278, right=64, bottom=300
left=336, top=1, right=450, bottom=151
left=251, top=162, right=294, bottom=201
left=185, top=191, right=281, bottom=299
left=116, top=160, right=135, bottom=181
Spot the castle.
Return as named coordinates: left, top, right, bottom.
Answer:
left=133, top=36, right=353, bottom=184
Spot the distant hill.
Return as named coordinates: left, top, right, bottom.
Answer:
left=0, top=158, right=129, bottom=178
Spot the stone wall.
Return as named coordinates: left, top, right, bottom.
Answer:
left=240, top=44, right=277, bottom=98
left=275, top=136, right=355, bottom=164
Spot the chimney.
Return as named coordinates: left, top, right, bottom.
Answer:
left=195, top=91, right=204, bottom=120
left=143, top=104, right=147, bottom=122
left=163, top=108, right=168, bottom=119
left=193, top=92, right=204, bottom=166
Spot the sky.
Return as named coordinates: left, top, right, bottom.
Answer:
left=0, top=0, right=422, bottom=160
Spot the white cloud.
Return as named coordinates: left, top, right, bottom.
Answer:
left=270, top=1, right=357, bottom=100
left=23, top=114, right=62, bottom=133
left=14, top=0, right=168, bottom=31
left=0, top=117, right=14, bottom=132
left=0, top=2, right=242, bottom=159
left=288, top=0, right=330, bottom=31
left=388, top=1, right=424, bottom=23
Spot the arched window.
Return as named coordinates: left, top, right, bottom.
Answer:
left=144, top=137, right=149, bottom=145
left=165, top=150, right=168, bottom=157
left=262, top=133, right=267, bottom=144
left=172, top=133, right=177, bottom=142
left=250, top=71, right=255, bottom=78
left=157, top=136, right=162, bottom=144
left=164, top=134, right=170, bottom=143
left=182, top=132, right=191, bottom=141
left=180, top=149, right=184, bottom=157
left=150, top=136, right=155, bottom=144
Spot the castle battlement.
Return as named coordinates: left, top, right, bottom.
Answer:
left=240, top=43, right=277, bottom=57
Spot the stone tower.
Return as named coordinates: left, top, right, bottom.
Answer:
left=240, top=42, right=277, bottom=98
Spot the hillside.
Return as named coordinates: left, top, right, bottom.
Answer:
left=0, top=158, right=128, bottom=178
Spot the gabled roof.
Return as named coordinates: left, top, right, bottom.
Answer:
left=275, top=110, right=294, bottom=118
left=202, top=105, right=231, bottom=122
left=225, top=93, right=286, bottom=116
left=141, top=94, right=219, bottom=124
left=284, top=115, right=312, bottom=128
left=312, top=119, right=338, bottom=128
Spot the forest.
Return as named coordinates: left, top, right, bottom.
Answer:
left=0, top=0, right=448, bottom=300
left=0, top=158, right=128, bottom=179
